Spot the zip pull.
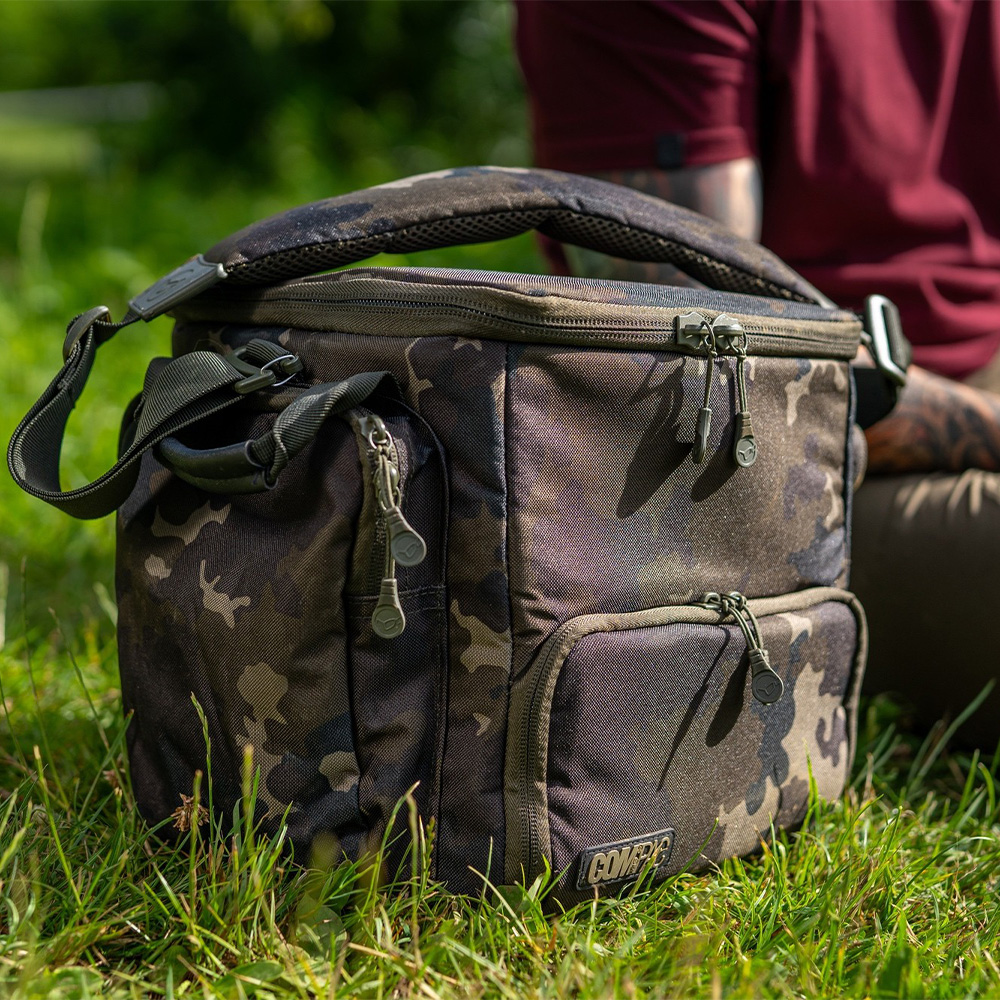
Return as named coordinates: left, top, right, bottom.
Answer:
left=731, top=342, right=758, bottom=468
left=698, top=591, right=783, bottom=705
left=709, top=315, right=756, bottom=469
left=367, top=416, right=427, bottom=568
left=362, top=412, right=427, bottom=640
left=372, top=546, right=406, bottom=639
left=676, top=312, right=716, bottom=464
left=694, top=351, right=715, bottom=465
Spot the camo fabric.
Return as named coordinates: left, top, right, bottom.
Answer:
left=109, top=167, right=867, bottom=898
left=505, top=590, right=865, bottom=903
left=169, top=324, right=514, bottom=891
left=117, top=392, right=447, bottom=867
left=205, top=166, right=829, bottom=304
left=506, top=348, right=853, bottom=677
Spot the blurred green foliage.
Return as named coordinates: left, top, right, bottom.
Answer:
left=0, top=0, right=527, bottom=184
left=0, top=0, right=530, bottom=273
left=0, top=0, right=540, bottom=630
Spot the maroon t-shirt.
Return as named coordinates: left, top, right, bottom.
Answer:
left=516, top=0, right=1000, bottom=379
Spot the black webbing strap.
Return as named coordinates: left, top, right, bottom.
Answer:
left=7, top=310, right=251, bottom=519
left=156, top=370, right=396, bottom=494
left=248, top=372, right=394, bottom=479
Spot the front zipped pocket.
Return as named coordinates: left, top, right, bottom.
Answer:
left=503, top=587, right=866, bottom=900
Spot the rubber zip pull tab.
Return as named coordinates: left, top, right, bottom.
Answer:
left=372, top=547, right=406, bottom=639
left=675, top=311, right=717, bottom=464
left=698, top=591, right=783, bottom=705
left=694, top=334, right=717, bottom=464
left=368, top=415, right=427, bottom=568
left=708, top=314, right=756, bottom=469
left=732, top=345, right=758, bottom=468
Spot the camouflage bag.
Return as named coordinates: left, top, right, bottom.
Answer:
left=9, top=167, right=909, bottom=902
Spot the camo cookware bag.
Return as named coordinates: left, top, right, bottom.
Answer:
left=10, top=167, right=873, bottom=903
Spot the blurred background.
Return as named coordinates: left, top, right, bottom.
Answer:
left=0, top=0, right=541, bottom=635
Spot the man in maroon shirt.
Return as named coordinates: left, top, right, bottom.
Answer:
left=516, top=0, right=1000, bottom=742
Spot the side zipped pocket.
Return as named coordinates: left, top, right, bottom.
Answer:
left=503, top=587, right=866, bottom=900
left=343, top=402, right=450, bottom=874
left=350, top=409, right=430, bottom=638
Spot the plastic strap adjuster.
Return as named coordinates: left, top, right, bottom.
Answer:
left=856, top=295, right=913, bottom=428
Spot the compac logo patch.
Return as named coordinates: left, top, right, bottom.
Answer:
left=575, top=828, right=676, bottom=890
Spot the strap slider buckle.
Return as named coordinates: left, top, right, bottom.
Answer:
left=862, top=294, right=911, bottom=387
left=63, top=306, right=111, bottom=362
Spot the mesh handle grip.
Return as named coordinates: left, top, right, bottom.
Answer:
left=203, top=166, right=828, bottom=305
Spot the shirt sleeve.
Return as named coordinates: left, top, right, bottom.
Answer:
left=514, top=0, right=761, bottom=172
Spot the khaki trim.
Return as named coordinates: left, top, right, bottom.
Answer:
left=177, top=276, right=861, bottom=360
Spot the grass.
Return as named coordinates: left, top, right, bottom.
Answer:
left=3, top=152, right=1000, bottom=1000
left=3, top=632, right=1000, bottom=999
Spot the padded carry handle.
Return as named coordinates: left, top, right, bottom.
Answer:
left=8, top=166, right=836, bottom=520
left=199, top=167, right=829, bottom=306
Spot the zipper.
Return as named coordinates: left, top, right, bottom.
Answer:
left=245, top=265, right=844, bottom=325
left=509, top=586, right=862, bottom=882
left=675, top=311, right=760, bottom=467
left=355, top=412, right=427, bottom=639
left=181, top=281, right=860, bottom=360
left=694, top=591, right=782, bottom=704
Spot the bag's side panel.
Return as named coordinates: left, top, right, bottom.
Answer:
left=506, top=346, right=851, bottom=677
left=172, top=323, right=514, bottom=893
left=116, top=421, right=367, bottom=854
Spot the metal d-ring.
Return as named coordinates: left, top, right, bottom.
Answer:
left=259, top=353, right=300, bottom=388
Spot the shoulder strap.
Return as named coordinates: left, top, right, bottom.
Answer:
left=6, top=308, right=253, bottom=518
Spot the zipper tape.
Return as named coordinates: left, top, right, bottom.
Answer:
left=176, top=278, right=861, bottom=360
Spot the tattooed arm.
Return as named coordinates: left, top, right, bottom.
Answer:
left=864, top=367, right=1000, bottom=474
left=575, top=163, right=763, bottom=285
left=578, top=165, right=1000, bottom=476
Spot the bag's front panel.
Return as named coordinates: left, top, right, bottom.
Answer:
left=506, top=345, right=852, bottom=675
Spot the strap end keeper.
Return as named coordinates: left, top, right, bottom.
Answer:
left=862, top=294, right=910, bottom=388
left=129, top=254, right=228, bottom=321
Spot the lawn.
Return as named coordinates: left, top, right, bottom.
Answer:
left=3, top=3, right=1000, bottom=996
